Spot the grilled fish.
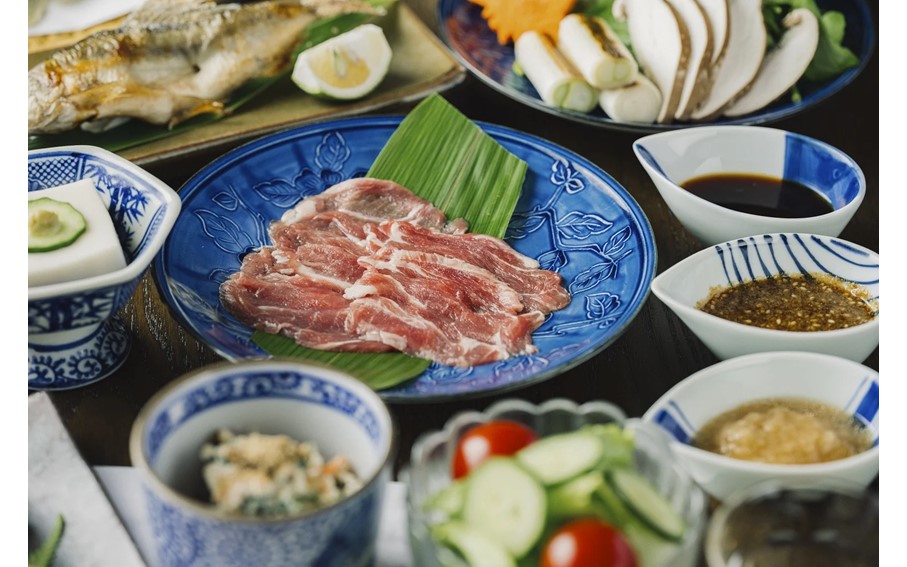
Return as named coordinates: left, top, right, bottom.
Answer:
left=28, top=0, right=380, bottom=134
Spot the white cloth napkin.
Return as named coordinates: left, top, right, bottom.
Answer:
left=28, top=393, right=147, bottom=566
left=29, top=0, right=144, bottom=36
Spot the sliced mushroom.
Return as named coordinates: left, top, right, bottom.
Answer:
left=723, top=8, right=820, bottom=117
left=614, top=0, right=691, bottom=123
left=697, top=0, right=729, bottom=67
left=690, top=0, right=765, bottom=120
left=666, top=0, right=714, bottom=120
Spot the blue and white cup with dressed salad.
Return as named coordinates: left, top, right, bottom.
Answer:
left=129, top=358, right=395, bottom=567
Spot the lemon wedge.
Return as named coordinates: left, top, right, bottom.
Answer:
left=292, top=24, right=392, bottom=100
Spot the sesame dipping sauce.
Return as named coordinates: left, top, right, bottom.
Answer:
left=696, top=273, right=876, bottom=332
left=692, top=397, right=872, bottom=465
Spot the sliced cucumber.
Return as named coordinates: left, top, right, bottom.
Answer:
left=547, top=470, right=607, bottom=520
left=606, top=469, right=686, bottom=542
left=516, top=431, right=604, bottom=486
left=462, top=457, right=546, bottom=558
left=28, top=197, right=87, bottom=253
left=423, top=479, right=466, bottom=517
left=431, top=521, right=517, bottom=567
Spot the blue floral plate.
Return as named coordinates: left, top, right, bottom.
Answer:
left=154, top=116, right=656, bottom=401
left=437, top=0, right=875, bottom=132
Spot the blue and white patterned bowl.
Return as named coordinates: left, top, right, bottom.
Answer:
left=28, top=145, right=181, bottom=390
left=129, top=358, right=395, bottom=567
left=650, top=233, right=879, bottom=362
left=633, top=126, right=866, bottom=245
left=642, top=351, right=879, bottom=501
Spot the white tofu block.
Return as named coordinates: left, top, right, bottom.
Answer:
left=28, top=179, right=127, bottom=287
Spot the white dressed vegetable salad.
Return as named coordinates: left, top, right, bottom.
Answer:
left=200, top=429, right=362, bottom=518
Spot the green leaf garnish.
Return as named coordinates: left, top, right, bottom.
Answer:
left=762, top=0, right=860, bottom=83
left=29, top=515, right=64, bottom=567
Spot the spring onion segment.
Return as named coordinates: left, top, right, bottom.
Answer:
left=598, top=73, right=662, bottom=123
left=514, top=31, right=598, bottom=113
left=558, top=13, right=638, bottom=90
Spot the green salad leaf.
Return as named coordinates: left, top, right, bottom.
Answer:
left=763, top=0, right=860, bottom=82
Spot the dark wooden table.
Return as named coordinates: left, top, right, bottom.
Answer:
left=44, top=7, right=879, bottom=481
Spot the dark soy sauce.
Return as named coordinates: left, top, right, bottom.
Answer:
left=681, top=173, right=834, bottom=218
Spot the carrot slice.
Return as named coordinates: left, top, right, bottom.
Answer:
left=469, top=0, right=576, bottom=45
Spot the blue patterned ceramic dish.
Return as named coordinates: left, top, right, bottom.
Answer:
left=403, top=398, right=707, bottom=567
left=650, top=232, right=879, bottom=362
left=642, top=351, right=879, bottom=501
left=28, top=145, right=181, bottom=391
left=633, top=126, right=866, bottom=245
left=129, top=359, right=395, bottom=567
left=438, top=0, right=875, bottom=132
left=154, top=116, right=656, bottom=401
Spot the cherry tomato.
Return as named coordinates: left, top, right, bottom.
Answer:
left=451, top=420, right=538, bottom=478
left=541, top=519, right=638, bottom=567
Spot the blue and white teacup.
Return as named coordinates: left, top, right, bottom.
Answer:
left=129, top=359, right=395, bottom=567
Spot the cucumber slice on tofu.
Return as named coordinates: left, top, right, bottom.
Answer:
left=431, top=521, right=517, bottom=567
left=28, top=197, right=87, bottom=253
left=606, top=468, right=686, bottom=542
left=516, top=431, right=604, bottom=485
left=462, top=457, right=546, bottom=558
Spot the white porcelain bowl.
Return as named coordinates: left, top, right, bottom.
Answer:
left=403, top=398, right=707, bottom=567
left=650, top=233, right=879, bottom=362
left=28, top=145, right=181, bottom=390
left=633, top=125, right=865, bottom=245
left=642, top=351, right=879, bottom=501
left=129, top=358, right=395, bottom=567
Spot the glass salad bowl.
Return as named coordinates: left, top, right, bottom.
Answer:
left=401, top=398, right=708, bottom=567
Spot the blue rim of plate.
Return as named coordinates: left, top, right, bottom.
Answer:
left=437, top=0, right=876, bottom=133
left=153, top=115, right=657, bottom=402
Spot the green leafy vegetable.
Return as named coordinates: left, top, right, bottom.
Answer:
left=253, top=94, right=528, bottom=389
left=763, top=0, right=860, bottom=82
left=29, top=515, right=65, bottom=567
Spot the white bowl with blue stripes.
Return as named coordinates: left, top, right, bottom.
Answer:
left=650, top=233, right=879, bottom=362
left=633, top=126, right=865, bottom=246
left=129, top=359, right=395, bottom=567
left=642, top=351, right=879, bottom=501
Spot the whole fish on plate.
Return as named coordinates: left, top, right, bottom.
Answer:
left=27, top=0, right=380, bottom=134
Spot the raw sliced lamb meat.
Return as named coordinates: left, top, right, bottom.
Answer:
left=345, top=258, right=545, bottom=366
left=219, top=248, right=392, bottom=352
left=219, top=177, right=572, bottom=367
left=274, top=177, right=468, bottom=234
left=365, top=220, right=571, bottom=313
